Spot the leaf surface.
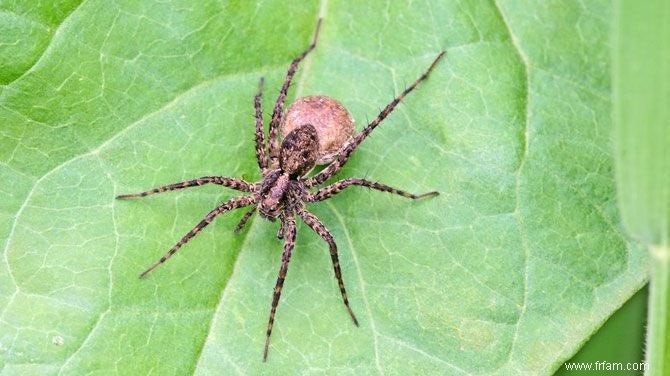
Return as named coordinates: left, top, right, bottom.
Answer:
left=0, top=1, right=646, bottom=374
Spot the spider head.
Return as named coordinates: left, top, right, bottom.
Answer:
left=258, top=170, right=290, bottom=220
left=279, top=124, right=319, bottom=178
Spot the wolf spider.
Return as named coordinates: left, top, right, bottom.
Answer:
left=117, top=19, right=445, bottom=361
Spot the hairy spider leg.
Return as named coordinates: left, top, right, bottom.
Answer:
left=276, top=217, right=287, bottom=239
left=268, top=18, right=322, bottom=165
left=116, top=176, right=252, bottom=199
left=263, top=215, right=297, bottom=361
left=297, top=207, right=359, bottom=326
left=233, top=207, right=257, bottom=233
left=307, top=178, right=438, bottom=202
left=254, top=77, right=268, bottom=171
left=138, top=195, right=255, bottom=278
left=308, top=51, right=446, bottom=187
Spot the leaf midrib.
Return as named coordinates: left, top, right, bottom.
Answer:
left=491, top=0, right=532, bottom=369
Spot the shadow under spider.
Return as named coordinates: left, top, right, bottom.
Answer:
left=116, top=18, right=446, bottom=361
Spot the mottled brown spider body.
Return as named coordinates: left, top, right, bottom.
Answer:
left=117, top=19, right=445, bottom=361
left=256, top=124, right=319, bottom=220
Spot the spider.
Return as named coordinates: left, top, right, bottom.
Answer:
left=116, top=19, right=445, bottom=361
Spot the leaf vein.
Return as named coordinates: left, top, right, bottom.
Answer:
left=491, top=0, right=532, bottom=367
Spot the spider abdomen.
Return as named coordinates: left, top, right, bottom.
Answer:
left=279, top=124, right=320, bottom=177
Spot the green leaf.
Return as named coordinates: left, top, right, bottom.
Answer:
left=613, top=0, right=670, bottom=374
left=0, top=1, right=646, bottom=374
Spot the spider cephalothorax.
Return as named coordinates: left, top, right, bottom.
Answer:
left=258, top=124, right=318, bottom=220
left=117, top=19, right=445, bottom=361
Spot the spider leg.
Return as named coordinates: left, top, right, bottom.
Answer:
left=307, top=178, right=438, bottom=202
left=233, top=207, right=257, bottom=234
left=297, top=207, right=359, bottom=327
left=139, top=195, right=254, bottom=278
left=307, top=51, right=446, bottom=187
left=268, top=19, right=322, bottom=166
left=263, top=214, right=297, bottom=361
left=254, top=77, right=268, bottom=172
left=276, top=220, right=286, bottom=239
left=116, top=176, right=252, bottom=199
